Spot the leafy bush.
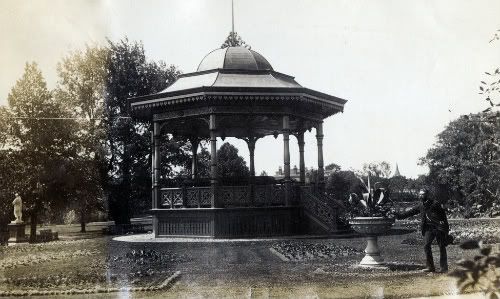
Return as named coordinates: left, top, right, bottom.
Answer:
left=348, top=174, right=394, bottom=218
left=63, top=210, right=77, bottom=225
left=449, top=240, right=500, bottom=299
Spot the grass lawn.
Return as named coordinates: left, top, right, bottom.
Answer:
left=0, top=219, right=499, bottom=298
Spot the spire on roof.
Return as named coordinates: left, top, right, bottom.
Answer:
left=221, top=0, right=251, bottom=49
left=231, top=0, right=235, bottom=33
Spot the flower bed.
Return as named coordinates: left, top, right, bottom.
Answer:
left=271, top=241, right=362, bottom=261
left=398, top=218, right=500, bottom=245
left=105, top=248, right=187, bottom=286
left=449, top=225, right=500, bottom=244
left=0, top=239, right=185, bottom=294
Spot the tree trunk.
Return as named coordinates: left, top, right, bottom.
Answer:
left=119, top=147, right=132, bottom=225
left=80, top=207, right=86, bottom=233
left=29, top=212, right=37, bottom=243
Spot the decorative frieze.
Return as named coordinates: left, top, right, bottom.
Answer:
left=135, top=92, right=343, bottom=119
left=153, top=105, right=324, bottom=123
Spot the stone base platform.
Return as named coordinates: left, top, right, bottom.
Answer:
left=8, top=222, right=27, bottom=244
left=151, top=206, right=302, bottom=238
left=112, top=233, right=340, bottom=243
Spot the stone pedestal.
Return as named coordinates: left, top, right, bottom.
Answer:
left=359, top=235, right=386, bottom=267
left=348, top=217, right=395, bottom=268
left=8, top=222, right=27, bottom=244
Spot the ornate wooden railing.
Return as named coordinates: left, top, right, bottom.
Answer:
left=254, top=184, right=286, bottom=206
left=299, top=187, right=337, bottom=232
left=160, top=187, right=212, bottom=208
left=160, top=188, right=184, bottom=209
left=159, top=184, right=286, bottom=208
left=185, top=187, right=212, bottom=208
left=219, top=186, right=250, bottom=206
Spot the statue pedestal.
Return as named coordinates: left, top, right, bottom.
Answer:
left=8, top=222, right=27, bottom=244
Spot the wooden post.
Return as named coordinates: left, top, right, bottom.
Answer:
left=248, top=137, right=256, bottom=177
left=246, top=136, right=256, bottom=204
left=153, top=122, right=161, bottom=209
left=297, top=132, right=305, bottom=185
left=190, top=138, right=199, bottom=180
left=316, top=121, right=325, bottom=193
left=153, top=122, right=161, bottom=237
left=283, top=115, right=291, bottom=205
left=151, top=130, right=155, bottom=206
left=210, top=114, right=217, bottom=207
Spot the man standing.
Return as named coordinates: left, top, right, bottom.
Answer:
left=396, top=189, right=449, bottom=273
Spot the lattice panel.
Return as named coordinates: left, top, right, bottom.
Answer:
left=233, top=186, right=249, bottom=205
left=219, top=186, right=250, bottom=207
left=160, top=188, right=183, bottom=209
left=199, top=188, right=212, bottom=207
left=220, top=187, right=233, bottom=206
left=185, top=187, right=212, bottom=207
left=271, top=185, right=285, bottom=205
left=254, top=185, right=270, bottom=205
left=186, top=189, right=200, bottom=208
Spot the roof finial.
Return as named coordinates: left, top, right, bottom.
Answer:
left=231, top=0, right=235, bottom=33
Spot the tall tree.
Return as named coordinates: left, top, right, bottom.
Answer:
left=0, top=150, right=17, bottom=228
left=421, top=112, right=499, bottom=217
left=326, top=170, right=364, bottom=201
left=217, top=143, right=249, bottom=179
left=479, top=30, right=500, bottom=111
left=4, top=62, right=72, bottom=240
left=362, top=161, right=392, bottom=178
left=325, top=163, right=341, bottom=173
left=105, top=38, right=180, bottom=224
left=55, top=45, right=109, bottom=232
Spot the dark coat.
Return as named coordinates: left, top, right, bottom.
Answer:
left=397, top=200, right=449, bottom=236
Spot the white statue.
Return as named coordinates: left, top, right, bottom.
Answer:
left=12, top=193, right=23, bottom=224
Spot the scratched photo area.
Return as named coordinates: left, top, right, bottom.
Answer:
left=0, top=1, right=499, bottom=298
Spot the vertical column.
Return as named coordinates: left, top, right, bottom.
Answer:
left=190, top=138, right=199, bottom=180
left=151, top=131, right=155, bottom=205
left=247, top=137, right=256, bottom=177
left=209, top=114, right=217, bottom=207
left=153, top=122, right=161, bottom=208
left=297, top=131, right=306, bottom=184
left=153, top=122, right=161, bottom=237
left=247, top=136, right=256, bottom=204
left=283, top=115, right=291, bottom=205
left=316, top=121, right=325, bottom=193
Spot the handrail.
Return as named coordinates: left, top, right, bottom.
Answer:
left=299, top=188, right=337, bottom=232
left=321, top=193, right=347, bottom=210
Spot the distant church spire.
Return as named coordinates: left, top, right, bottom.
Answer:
left=393, top=163, right=401, bottom=177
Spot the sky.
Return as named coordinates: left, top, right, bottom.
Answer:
left=1, top=0, right=499, bottom=178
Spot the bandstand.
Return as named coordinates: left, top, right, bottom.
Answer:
left=129, top=46, right=347, bottom=238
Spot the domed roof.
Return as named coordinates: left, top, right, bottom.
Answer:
left=197, top=46, right=273, bottom=72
